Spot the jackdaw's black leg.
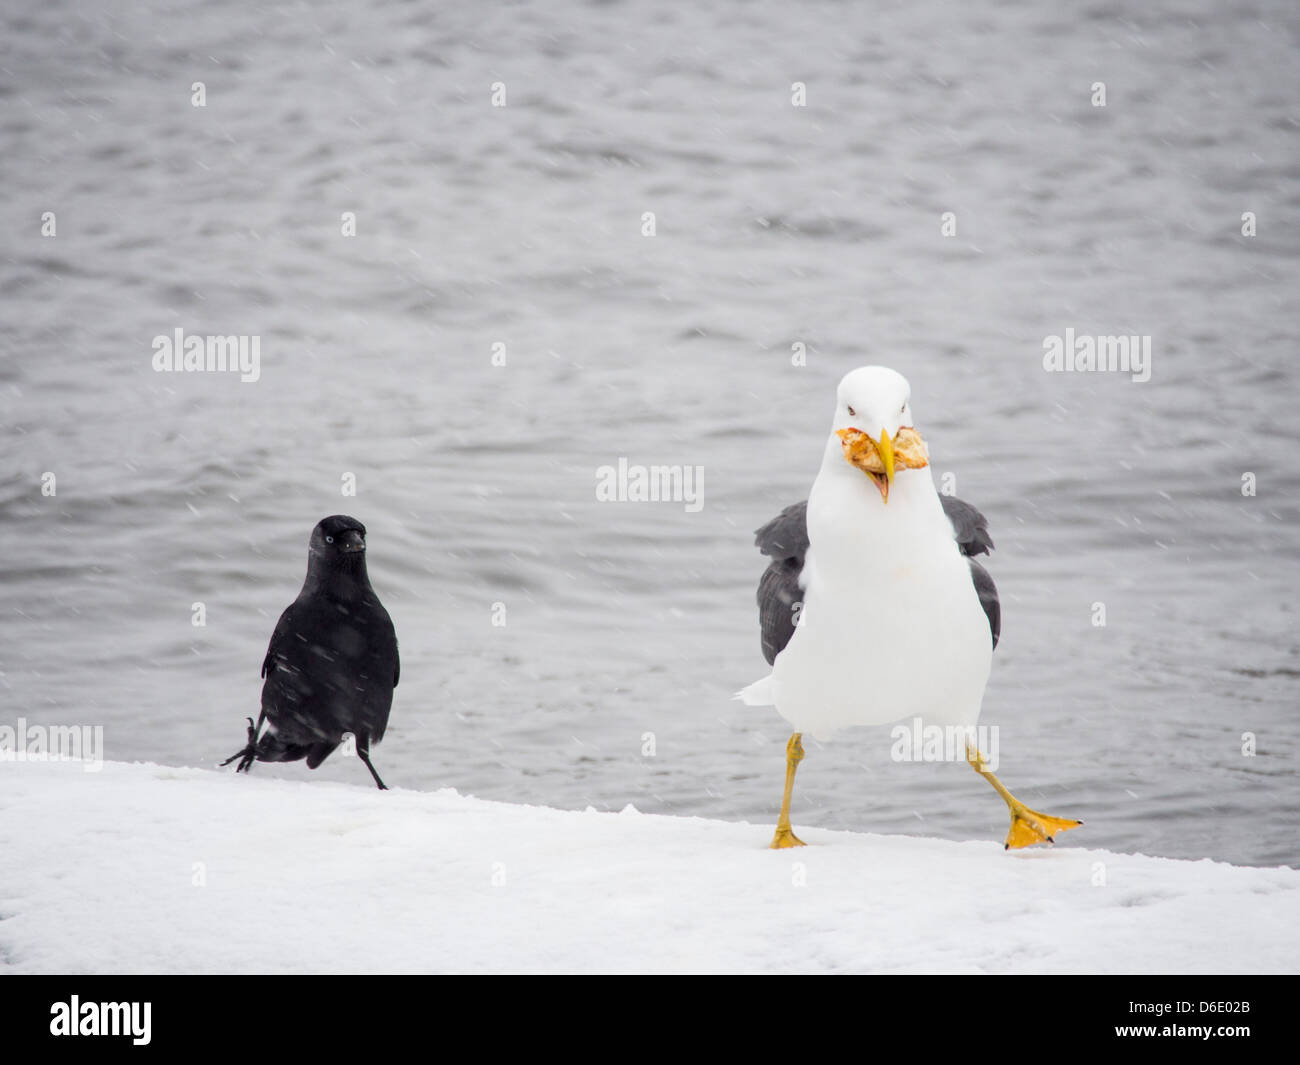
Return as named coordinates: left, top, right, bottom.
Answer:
left=356, top=733, right=388, bottom=791
left=220, top=713, right=263, bottom=773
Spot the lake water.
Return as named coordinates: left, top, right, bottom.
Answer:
left=2, top=0, right=1297, bottom=867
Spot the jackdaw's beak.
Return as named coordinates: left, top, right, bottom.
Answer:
left=339, top=530, right=366, bottom=553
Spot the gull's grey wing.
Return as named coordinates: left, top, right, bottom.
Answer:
left=940, top=494, right=994, bottom=557
left=757, top=560, right=803, bottom=666
left=939, top=496, right=999, bottom=648
left=754, top=502, right=809, bottom=666
left=754, top=495, right=1000, bottom=660
left=968, top=557, right=1000, bottom=650
left=755, top=500, right=809, bottom=562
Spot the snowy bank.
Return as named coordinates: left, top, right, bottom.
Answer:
left=1, top=761, right=1296, bottom=974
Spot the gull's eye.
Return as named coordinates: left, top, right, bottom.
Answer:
left=325, top=535, right=334, bottom=544
left=847, top=405, right=856, bottom=417
left=900, top=402, right=907, bottom=414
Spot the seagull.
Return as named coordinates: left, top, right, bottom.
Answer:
left=222, top=515, right=399, bottom=790
left=738, top=367, right=1080, bottom=849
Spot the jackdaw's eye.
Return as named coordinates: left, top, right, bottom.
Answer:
left=847, top=405, right=856, bottom=417
left=325, top=535, right=334, bottom=544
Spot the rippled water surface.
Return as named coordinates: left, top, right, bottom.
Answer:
left=2, top=0, right=1298, bottom=866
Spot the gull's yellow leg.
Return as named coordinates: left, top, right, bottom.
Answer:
left=770, top=732, right=807, bottom=849
left=965, top=742, right=1082, bottom=850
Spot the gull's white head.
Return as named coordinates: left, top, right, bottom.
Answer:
left=833, top=366, right=913, bottom=440
left=828, top=366, right=925, bottom=504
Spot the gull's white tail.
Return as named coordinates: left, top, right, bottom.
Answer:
left=734, top=673, right=775, bottom=706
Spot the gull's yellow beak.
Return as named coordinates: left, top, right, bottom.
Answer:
left=875, top=429, right=896, bottom=499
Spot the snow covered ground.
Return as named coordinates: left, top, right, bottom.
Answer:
left=2, top=760, right=1296, bottom=974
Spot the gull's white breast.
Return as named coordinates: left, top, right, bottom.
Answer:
left=769, top=465, right=993, bottom=740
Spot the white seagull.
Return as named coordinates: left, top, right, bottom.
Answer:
left=738, top=366, right=1081, bottom=849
